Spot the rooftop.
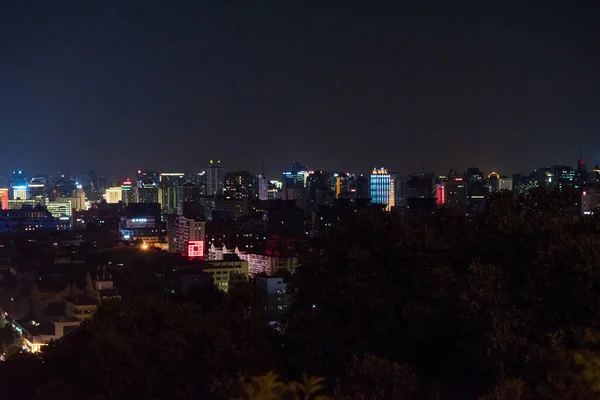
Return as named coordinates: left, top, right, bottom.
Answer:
left=65, top=295, right=98, bottom=306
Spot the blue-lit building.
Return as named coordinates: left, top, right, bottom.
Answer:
left=0, top=206, right=58, bottom=232
left=282, top=161, right=308, bottom=200
left=370, top=167, right=395, bottom=211
left=10, top=170, right=28, bottom=200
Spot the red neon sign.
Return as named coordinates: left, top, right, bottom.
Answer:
left=436, top=184, right=445, bottom=205
left=0, top=190, right=7, bottom=210
left=187, top=241, right=204, bottom=258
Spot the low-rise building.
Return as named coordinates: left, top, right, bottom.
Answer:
left=255, top=274, right=291, bottom=323
left=205, top=256, right=249, bottom=292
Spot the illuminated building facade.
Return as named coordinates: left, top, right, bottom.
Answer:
left=46, top=201, right=72, bottom=218
left=204, top=258, right=249, bottom=292
left=256, top=175, right=268, bottom=201
left=12, top=186, right=27, bottom=200
left=159, top=173, right=185, bottom=214
left=28, top=178, right=46, bottom=198
left=0, top=189, right=8, bottom=210
left=370, top=167, right=395, bottom=211
left=46, top=200, right=72, bottom=229
left=169, top=215, right=206, bottom=255
left=104, top=187, right=122, bottom=204
left=8, top=199, right=40, bottom=209
left=120, top=202, right=162, bottom=241
left=10, top=170, right=27, bottom=200
left=332, top=172, right=349, bottom=199
left=121, top=180, right=135, bottom=205
left=436, top=183, right=445, bottom=205
left=488, top=172, right=500, bottom=192
left=268, top=181, right=282, bottom=200
left=0, top=208, right=58, bottom=232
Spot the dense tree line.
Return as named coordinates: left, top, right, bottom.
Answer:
left=2, top=189, right=600, bottom=399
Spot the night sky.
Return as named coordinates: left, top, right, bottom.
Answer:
left=1, top=1, right=599, bottom=179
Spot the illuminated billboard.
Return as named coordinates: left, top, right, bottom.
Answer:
left=187, top=241, right=204, bottom=258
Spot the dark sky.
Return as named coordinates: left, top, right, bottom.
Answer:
left=1, top=1, right=599, bottom=179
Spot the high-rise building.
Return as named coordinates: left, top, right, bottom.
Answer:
left=395, top=176, right=406, bottom=207
left=370, top=167, right=395, bottom=211
left=487, top=172, right=500, bottom=193
left=11, top=170, right=28, bottom=200
left=121, top=180, right=135, bottom=205
left=159, top=173, right=185, bottom=214
left=178, top=183, right=205, bottom=215
left=169, top=215, right=206, bottom=255
left=72, top=186, right=87, bottom=211
left=136, top=169, right=160, bottom=203
left=223, top=171, right=254, bottom=200
left=51, top=175, right=77, bottom=199
left=332, top=172, right=350, bottom=199
left=12, top=186, right=27, bottom=200
left=206, top=160, right=224, bottom=196
left=268, top=181, right=282, bottom=200
left=10, top=170, right=27, bottom=200
left=305, top=170, right=330, bottom=204
left=444, top=178, right=468, bottom=211
left=282, top=161, right=308, bottom=200
left=355, top=174, right=370, bottom=199
left=28, top=177, right=47, bottom=199
left=257, top=175, right=268, bottom=201
left=435, top=183, right=445, bottom=205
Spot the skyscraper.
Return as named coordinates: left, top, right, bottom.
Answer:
left=282, top=161, right=308, bottom=200
left=206, top=160, right=224, bottom=196
left=257, top=175, right=268, bottom=201
left=136, top=169, right=160, bottom=203
left=121, top=180, right=135, bottom=205
left=370, top=167, right=395, bottom=211
left=159, top=173, right=185, bottom=214
left=11, top=170, right=27, bottom=200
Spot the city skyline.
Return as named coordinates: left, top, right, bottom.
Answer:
left=2, top=2, right=599, bottom=177
left=0, top=153, right=597, bottom=184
